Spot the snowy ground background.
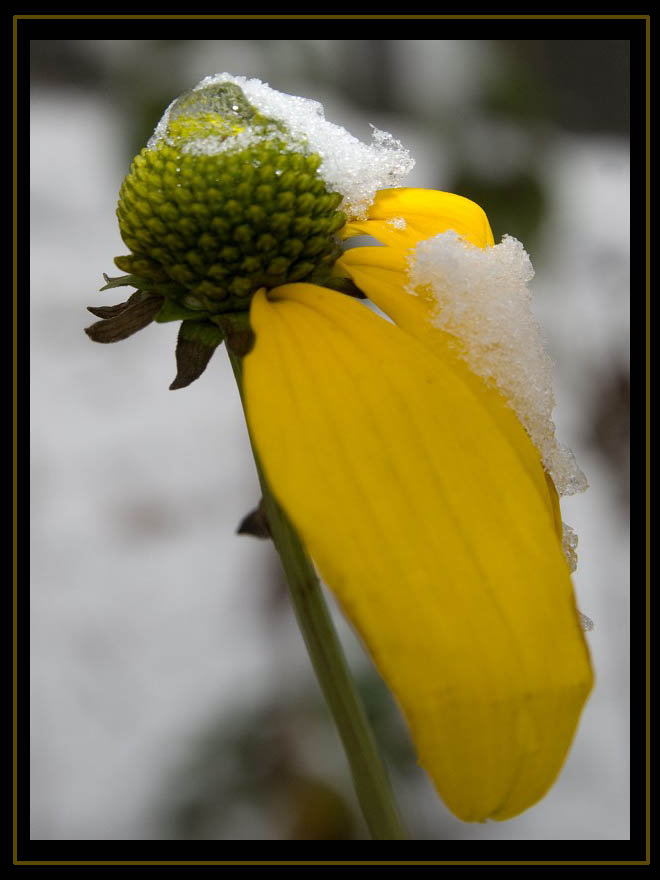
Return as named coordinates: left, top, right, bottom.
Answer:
left=29, top=40, right=630, bottom=841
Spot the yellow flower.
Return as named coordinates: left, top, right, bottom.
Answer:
left=87, top=76, right=593, bottom=824
left=243, top=187, right=593, bottom=823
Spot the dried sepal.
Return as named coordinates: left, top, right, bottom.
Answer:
left=86, top=290, right=143, bottom=319
left=237, top=500, right=271, bottom=539
left=84, top=294, right=164, bottom=343
left=212, top=313, right=255, bottom=357
left=169, top=320, right=225, bottom=390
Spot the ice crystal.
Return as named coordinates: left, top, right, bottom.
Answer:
left=578, top=612, right=594, bottom=632
left=387, top=216, right=407, bottom=229
left=562, top=521, right=579, bottom=573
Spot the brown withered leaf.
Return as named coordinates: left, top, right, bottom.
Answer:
left=86, top=290, right=143, bottom=319
left=84, top=295, right=164, bottom=343
left=237, top=500, right=271, bottom=539
left=170, top=329, right=220, bottom=390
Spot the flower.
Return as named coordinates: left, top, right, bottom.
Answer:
left=86, top=75, right=593, bottom=824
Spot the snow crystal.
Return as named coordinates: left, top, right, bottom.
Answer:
left=578, top=612, right=594, bottom=632
left=179, top=127, right=272, bottom=158
left=387, top=216, right=407, bottom=229
left=562, top=521, right=579, bottom=573
left=561, top=523, right=592, bottom=629
left=148, top=73, right=415, bottom=221
left=408, top=231, right=589, bottom=497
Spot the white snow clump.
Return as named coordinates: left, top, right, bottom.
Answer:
left=408, top=231, right=589, bottom=498
left=147, top=72, right=415, bottom=221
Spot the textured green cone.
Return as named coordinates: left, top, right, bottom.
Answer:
left=116, top=83, right=346, bottom=315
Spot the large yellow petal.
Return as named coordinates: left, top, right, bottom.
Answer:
left=342, top=188, right=495, bottom=250
left=337, top=246, right=561, bottom=536
left=243, top=283, right=593, bottom=822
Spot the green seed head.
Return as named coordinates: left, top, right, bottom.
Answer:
left=116, top=83, right=346, bottom=313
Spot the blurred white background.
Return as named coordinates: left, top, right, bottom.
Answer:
left=29, top=39, right=630, bottom=840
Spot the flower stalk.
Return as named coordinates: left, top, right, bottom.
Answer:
left=227, top=342, right=408, bottom=841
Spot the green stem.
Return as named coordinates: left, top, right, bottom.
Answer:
left=227, top=346, right=408, bottom=841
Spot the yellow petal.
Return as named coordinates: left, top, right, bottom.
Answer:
left=244, top=283, right=593, bottom=822
left=342, top=188, right=495, bottom=250
left=337, top=246, right=561, bottom=535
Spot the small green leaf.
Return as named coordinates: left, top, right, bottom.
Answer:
left=100, top=273, right=145, bottom=291
left=155, top=299, right=212, bottom=324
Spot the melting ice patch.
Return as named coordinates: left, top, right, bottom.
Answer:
left=148, top=72, right=415, bottom=221
left=561, top=522, right=593, bottom=629
left=578, top=612, right=594, bottom=632
left=408, top=231, right=588, bottom=498
left=561, top=521, right=579, bottom=573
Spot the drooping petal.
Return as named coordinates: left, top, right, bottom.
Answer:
left=243, top=283, right=593, bottom=822
left=337, top=246, right=561, bottom=535
left=342, top=188, right=495, bottom=250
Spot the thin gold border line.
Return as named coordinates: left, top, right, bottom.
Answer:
left=645, top=10, right=651, bottom=869
left=13, top=12, right=19, bottom=869
left=13, top=13, right=651, bottom=18
left=11, top=862, right=655, bottom=867
left=17, top=20, right=648, bottom=864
